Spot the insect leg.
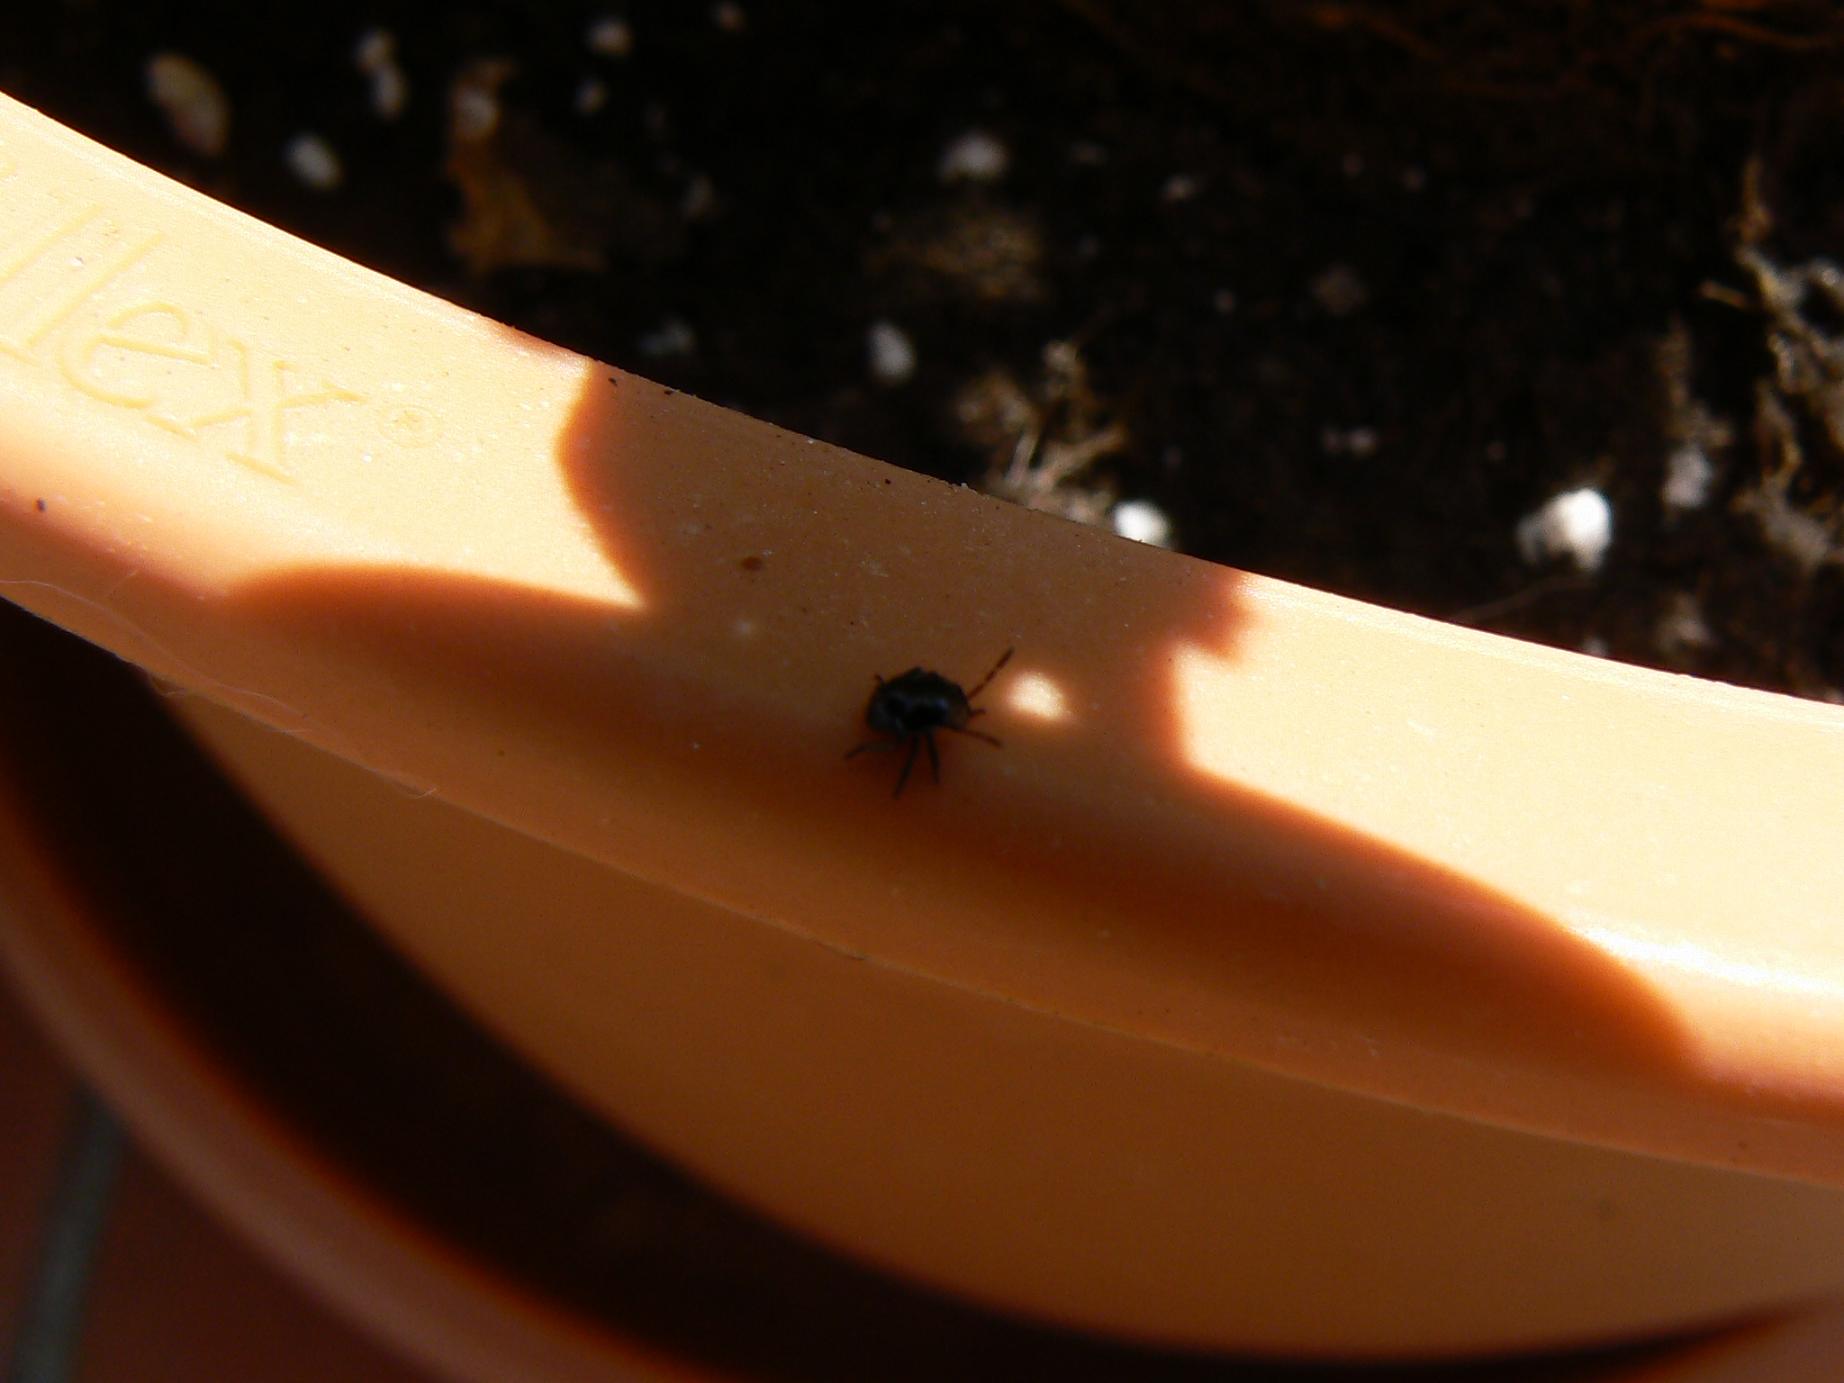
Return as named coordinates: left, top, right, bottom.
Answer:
left=924, top=730, right=941, bottom=783
left=893, top=737, right=920, bottom=796
left=948, top=725, right=1001, bottom=747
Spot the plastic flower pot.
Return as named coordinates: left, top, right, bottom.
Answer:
left=7, top=605, right=1842, bottom=1383
left=4, top=90, right=1844, bottom=1363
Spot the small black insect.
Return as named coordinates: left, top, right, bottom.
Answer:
left=846, top=648, right=1014, bottom=796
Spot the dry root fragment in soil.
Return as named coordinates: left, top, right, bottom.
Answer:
left=1718, top=161, right=1844, bottom=577
left=956, top=340, right=1129, bottom=527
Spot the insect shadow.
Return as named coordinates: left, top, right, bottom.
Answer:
left=845, top=648, right=1013, bottom=796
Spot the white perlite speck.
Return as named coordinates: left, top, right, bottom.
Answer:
left=1515, top=487, right=1613, bottom=571
left=1113, top=499, right=1174, bottom=548
left=574, top=79, right=609, bottom=115
left=1320, top=425, right=1379, bottom=458
left=354, top=29, right=408, bottom=119
left=1661, top=444, right=1715, bottom=513
left=284, top=134, right=343, bottom=190
left=449, top=60, right=515, bottom=143
left=1161, top=174, right=1200, bottom=203
left=1309, top=262, right=1369, bottom=317
left=145, top=53, right=230, bottom=157
left=586, top=16, right=634, bottom=56
left=938, top=130, right=1009, bottom=184
left=1655, top=591, right=1714, bottom=655
left=638, top=318, right=697, bottom=358
left=866, top=321, right=917, bottom=386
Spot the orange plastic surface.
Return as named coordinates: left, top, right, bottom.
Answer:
left=173, top=692, right=1844, bottom=1356
left=0, top=642, right=1827, bottom=1381
left=3, top=88, right=1844, bottom=1354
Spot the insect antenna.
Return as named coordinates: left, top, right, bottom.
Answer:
left=964, top=647, right=1014, bottom=701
